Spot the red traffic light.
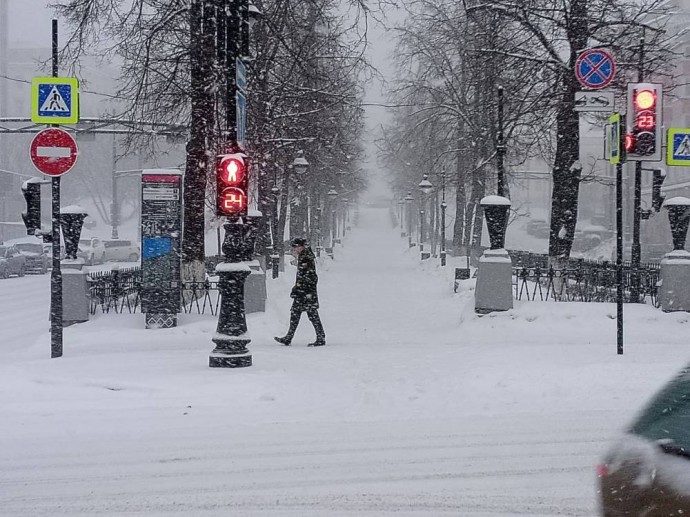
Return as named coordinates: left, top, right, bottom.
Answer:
left=624, top=133, right=635, bottom=153
left=216, top=153, right=248, bottom=217
left=635, top=89, right=656, bottom=110
left=218, top=157, right=246, bottom=185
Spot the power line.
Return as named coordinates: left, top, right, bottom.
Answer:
left=0, top=73, right=121, bottom=99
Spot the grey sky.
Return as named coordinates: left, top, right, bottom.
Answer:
left=7, top=0, right=54, bottom=46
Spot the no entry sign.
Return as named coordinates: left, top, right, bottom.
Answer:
left=30, top=128, right=79, bottom=177
left=575, top=49, right=615, bottom=89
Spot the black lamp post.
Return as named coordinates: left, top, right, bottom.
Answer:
left=270, top=183, right=280, bottom=279
left=398, top=198, right=405, bottom=237
left=418, top=174, right=433, bottom=258
left=440, top=168, right=447, bottom=266
left=404, top=191, right=414, bottom=247
left=328, top=186, right=338, bottom=256
left=292, top=150, right=309, bottom=237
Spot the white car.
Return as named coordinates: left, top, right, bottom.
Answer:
left=77, top=237, right=107, bottom=265
left=103, top=239, right=141, bottom=262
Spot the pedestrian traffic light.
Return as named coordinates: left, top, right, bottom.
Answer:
left=652, top=168, right=667, bottom=212
left=625, top=83, right=663, bottom=161
left=21, top=179, right=42, bottom=235
left=216, top=153, right=248, bottom=218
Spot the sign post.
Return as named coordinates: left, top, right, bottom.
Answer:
left=609, top=112, right=625, bottom=355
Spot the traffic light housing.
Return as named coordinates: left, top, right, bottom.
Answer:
left=625, top=83, right=663, bottom=161
left=652, top=168, right=667, bottom=212
left=21, top=179, right=42, bottom=235
left=216, top=153, right=248, bottom=218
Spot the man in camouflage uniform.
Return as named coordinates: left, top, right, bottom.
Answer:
left=275, top=238, right=326, bottom=347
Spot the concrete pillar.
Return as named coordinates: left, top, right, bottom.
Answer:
left=659, top=197, right=690, bottom=312
left=475, top=196, right=513, bottom=314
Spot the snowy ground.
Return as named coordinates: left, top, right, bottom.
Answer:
left=1, top=206, right=689, bottom=516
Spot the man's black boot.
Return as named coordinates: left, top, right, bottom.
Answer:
left=274, top=336, right=292, bottom=346
left=307, top=338, right=326, bottom=347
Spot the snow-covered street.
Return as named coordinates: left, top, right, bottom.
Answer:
left=2, top=206, right=690, bottom=516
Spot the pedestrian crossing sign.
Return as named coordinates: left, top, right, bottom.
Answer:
left=667, top=128, right=690, bottom=166
left=31, top=77, right=79, bottom=124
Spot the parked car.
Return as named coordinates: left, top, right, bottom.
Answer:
left=103, top=239, right=140, bottom=262
left=5, top=237, right=50, bottom=274
left=77, top=237, right=106, bottom=265
left=598, top=364, right=690, bottom=515
left=0, top=245, right=27, bottom=278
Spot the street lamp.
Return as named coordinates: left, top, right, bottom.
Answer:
left=292, top=150, right=309, bottom=238
left=270, top=183, right=280, bottom=279
left=404, top=191, right=414, bottom=247
left=327, top=186, right=338, bottom=257
left=440, top=168, right=447, bottom=266
left=418, top=174, right=434, bottom=258
left=398, top=198, right=405, bottom=237
left=293, top=150, right=309, bottom=175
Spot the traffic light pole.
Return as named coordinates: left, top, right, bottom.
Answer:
left=630, top=36, right=645, bottom=303
left=209, top=0, right=256, bottom=368
left=617, top=163, right=624, bottom=354
left=50, top=19, right=63, bottom=358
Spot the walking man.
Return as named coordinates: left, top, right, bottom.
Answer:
left=275, top=238, right=326, bottom=347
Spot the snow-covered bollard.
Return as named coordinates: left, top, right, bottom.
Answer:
left=658, top=197, right=690, bottom=312
left=475, top=196, right=513, bottom=314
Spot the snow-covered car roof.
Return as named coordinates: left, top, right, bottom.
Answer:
left=2, top=236, right=44, bottom=246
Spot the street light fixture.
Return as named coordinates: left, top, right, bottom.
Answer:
left=293, top=150, right=309, bottom=175
left=247, top=2, right=262, bottom=30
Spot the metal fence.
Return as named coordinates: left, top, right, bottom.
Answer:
left=88, top=260, right=225, bottom=316
left=508, top=252, right=660, bottom=305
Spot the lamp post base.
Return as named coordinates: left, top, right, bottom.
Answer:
left=210, top=350, right=252, bottom=368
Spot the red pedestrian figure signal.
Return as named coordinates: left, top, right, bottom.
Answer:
left=626, top=83, right=662, bottom=161
left=216, top=153, right=248, bottom=217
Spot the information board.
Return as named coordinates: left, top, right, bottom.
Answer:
left=140, top=170, right=182, bottom=328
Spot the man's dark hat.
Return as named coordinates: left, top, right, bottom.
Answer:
left=290, top=237, right=307, bottom=247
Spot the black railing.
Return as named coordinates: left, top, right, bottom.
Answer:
left=512, top=258, right=660, bottom=305
left=88, top=267, right=142, bottom=314
left=88, top=264, right=227, bottom=316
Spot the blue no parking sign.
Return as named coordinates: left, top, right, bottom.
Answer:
left=575, top=49, right=615, bottom=90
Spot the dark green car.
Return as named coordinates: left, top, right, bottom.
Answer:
left=598, top=366, right=690, bottom=515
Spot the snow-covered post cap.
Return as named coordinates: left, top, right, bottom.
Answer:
left=662, top=197, right=690, bottom=208
left=663, top=197, right=690, bottom=251
left=480, top=195, right=511, bottom=207
left=60, top=205, right=89, bottom=215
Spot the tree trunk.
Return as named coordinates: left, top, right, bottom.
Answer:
left=182, top=0, right=216, bottom=282
left=548, top=0, right=588, bottom=267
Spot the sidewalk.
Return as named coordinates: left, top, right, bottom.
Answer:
left=289, top=206, right=463, bottom=348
